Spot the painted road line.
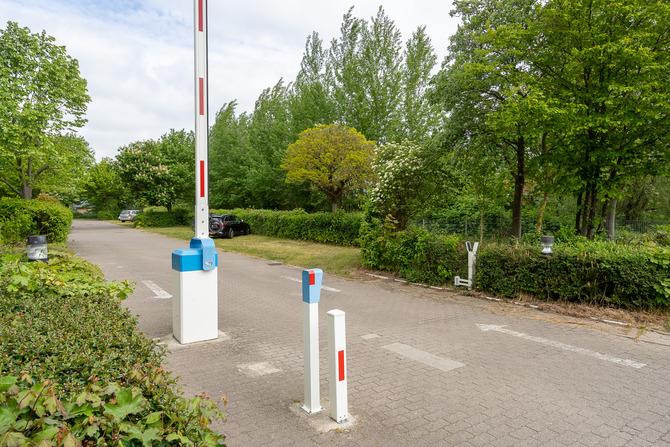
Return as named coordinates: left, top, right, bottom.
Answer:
left=383, top=342, right=465, bottom=373
left=237, top=362, right=282, bottom=378
left=477, top=324, right=646, bottom=369
left=142, top=280, right=172, bottom=299
left=281, top=276, right=340, bottom=292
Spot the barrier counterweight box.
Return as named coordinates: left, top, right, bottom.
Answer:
left=172, top=238, right=218, bottom=344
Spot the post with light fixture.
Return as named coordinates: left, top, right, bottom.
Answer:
left=27, top=235, right=48, bottom=262
left=171, top=0, right=219, bottom=344
left=541, top=236, right=555, bottom=255
left=454, top=241, right=478, bottom=290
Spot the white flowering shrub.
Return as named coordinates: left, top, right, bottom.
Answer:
left=369, top=141, right=427, bottom=230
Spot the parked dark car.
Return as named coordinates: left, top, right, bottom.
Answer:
left=209, top=214, right=250, bottom=239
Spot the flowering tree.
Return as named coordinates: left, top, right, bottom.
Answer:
left=114, top=141, right=176, bottom=211
left=369, top=141, right=432, bottom=230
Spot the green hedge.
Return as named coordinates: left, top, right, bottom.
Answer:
left=217, top=209, right=362, bottom=246
left=360, top=216, right=466, bottom=284
left=0, top=197, right=73, bottom=243
left=476, top=242, right=670, bottom=309
left=134, top=208, right=190, bottom=228
left=360, top=216, right=670, bottom=310
left=135, top=208, right=363, bottom=246
left=0, top=253, right=226, bottom=445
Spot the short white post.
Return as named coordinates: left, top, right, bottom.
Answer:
left=455, top=241, right=478, bottom=290
left=327, top=309, right=348, bottom=424
left=301, top=269, right=323, bottom=414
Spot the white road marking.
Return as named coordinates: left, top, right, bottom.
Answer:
left=237, top=362, right=281, bottom=377
left=142, top=280, right=172, bottom=299
left=383, top=342, right=465, bottom=373
left=361, top=333, right=380, bottom=340
left=477, top=324, right=646, bottom=369
left=280, top=276, right=341, bottom=292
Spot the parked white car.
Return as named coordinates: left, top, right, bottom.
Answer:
left=118, top=210, right=139, bottom=222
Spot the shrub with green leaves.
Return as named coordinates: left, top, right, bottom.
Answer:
left=134, top=208, right=190, bottom=228
left=360, top=215, right=465, bottom=284
left=0, top=197, right=73, bottom=243
left=476, top=241, right=670, bottom=310
left=0, top=254, right=226, bottom=445
left=212, top=209, right=363, bottom=247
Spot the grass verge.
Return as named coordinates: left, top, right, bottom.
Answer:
left=137, top=225, right=362, bottom=278
left=129, top=223, right=670, bottom=333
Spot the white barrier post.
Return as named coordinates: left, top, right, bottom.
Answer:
left=454, top=241, right=478, bottom=290
left=327, top=309, right=348, bottom=423
left=301, top=269, right=323, bottom=414
left=171, top=0, right=218, bottom=344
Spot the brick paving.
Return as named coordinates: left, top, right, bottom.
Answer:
left=68, top=220, right=670, bottom=446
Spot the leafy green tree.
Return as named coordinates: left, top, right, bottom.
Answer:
left=209, top=101, right=254, bottom=208
left=0, top=21, right=90, bottom=199
left=281, top=124, right=376, bottom=212
left=82, top=158, right=123, bottom=212
left=518, top=0, right=670, bottom=237
left=114, top=140, right=177, bottom=211
left=155, top=129, right=195, bottom=206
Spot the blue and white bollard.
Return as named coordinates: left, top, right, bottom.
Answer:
left=171, top=238, right=218, bottom=344
left=302, top=268, right=323, bottom=414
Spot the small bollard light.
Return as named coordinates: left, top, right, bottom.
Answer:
left=27, top=235, right=48, bottom=262
left=540, top=236, right=555, bottom=255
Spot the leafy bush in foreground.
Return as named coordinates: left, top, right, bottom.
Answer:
left=0, top=197, right=73, bottom=244
left=0, top=254, right=226, bottom=445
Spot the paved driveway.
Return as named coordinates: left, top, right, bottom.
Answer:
left=68, top=220, right=670, bottom=446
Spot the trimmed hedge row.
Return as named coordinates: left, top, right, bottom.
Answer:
left=476, top=243, right=670, bottom=309
left=0, top=197, right=73, bottom=243
left=136, top=208, right=363, bottom=246
left=134, top=208, right=191, bottom=228
left=215, top=209, right=362, bottom=246
left=360, top=218, right=670, bottom=310
left=0, top=253, right=226, bottom=445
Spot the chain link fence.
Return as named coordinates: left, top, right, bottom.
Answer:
left=414, top=218, right=669, bottom=238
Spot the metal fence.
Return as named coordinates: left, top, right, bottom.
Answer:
left=414, top=218, right=669, bottom=238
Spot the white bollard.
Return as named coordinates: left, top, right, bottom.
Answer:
left=327, top=309, right=348, bottom=423
left=455, top=241, right=478, bottom=290
left=172, top=238, right=218, bottom=344
left=301, top=269, right=323, bottom=414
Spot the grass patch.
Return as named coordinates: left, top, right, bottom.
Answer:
left=139, top=226, right=362, bottom=278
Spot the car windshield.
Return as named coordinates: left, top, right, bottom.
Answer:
left=121, top=210, right=131, bottom=213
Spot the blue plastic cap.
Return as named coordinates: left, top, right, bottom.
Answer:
left=172, top=240, right=218, bottom=272
left=302, top=268, right=323, bottom=303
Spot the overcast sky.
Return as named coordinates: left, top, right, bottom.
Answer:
left=1, top=1, right=460, bottom=160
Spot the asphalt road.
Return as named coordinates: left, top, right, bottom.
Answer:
left=68, top=219, right=670, bottom=446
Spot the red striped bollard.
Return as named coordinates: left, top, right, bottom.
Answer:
left=327, top=309, right=348, bottom=423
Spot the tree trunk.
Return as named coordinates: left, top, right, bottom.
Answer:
left=606, top=198, right=618, bottom=240
left=479, top=206, right=484, bottom=246
left=510, top=136, right=525, bottom=239
left=575, top=192, right=582, bottom=235
left=536, top=190, right=549, bottom=233
left=331, top=200, right=338, bottom=213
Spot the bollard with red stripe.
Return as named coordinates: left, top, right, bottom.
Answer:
left=301, top=269, right=323, bottom=414
left=327, top=309, right=348, bottom=423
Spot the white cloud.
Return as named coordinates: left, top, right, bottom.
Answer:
left=0, top=1, right=459, bottom=160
